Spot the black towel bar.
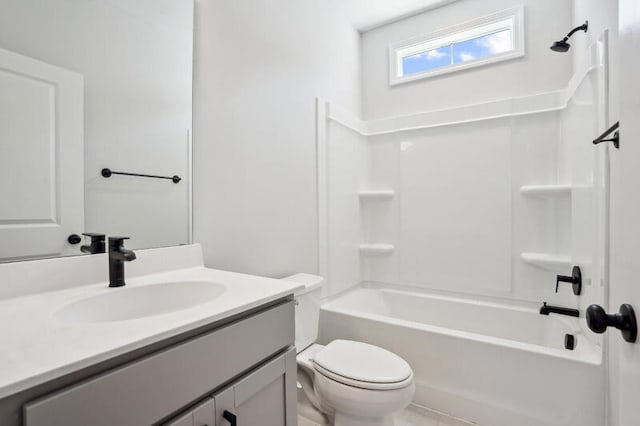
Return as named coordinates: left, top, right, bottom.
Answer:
left=101, top=168, right=181, bottom=184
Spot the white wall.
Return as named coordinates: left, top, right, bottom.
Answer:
left=361, top=0, right=573, bottom=119
left=367, top=121, right=513, bottom=296
left=193, top=0, right=361, bottom=277
left=0, top=0, right=193, bottom=250
left=571, top=0, right=619, bottom=121
left=324, top=121, right=367, bottom=296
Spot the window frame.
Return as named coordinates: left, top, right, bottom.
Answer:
left=388, top=5, right=525, bottom=86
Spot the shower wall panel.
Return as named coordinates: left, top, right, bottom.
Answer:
left=396, top=120, right=512, bottom=294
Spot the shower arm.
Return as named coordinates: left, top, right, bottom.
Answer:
left=563, top=21, right=589, bottom=41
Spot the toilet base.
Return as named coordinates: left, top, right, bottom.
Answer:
left=334, top=412, right=394, bottom=426
left=298, top=384, right=330, bottom=425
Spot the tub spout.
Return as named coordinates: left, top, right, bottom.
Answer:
left=540, top=302, right=580, bottom=317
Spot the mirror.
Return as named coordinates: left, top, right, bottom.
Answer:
left=0, top=0, right=193, bottom=262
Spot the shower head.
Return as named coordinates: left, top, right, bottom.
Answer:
left=550, top=39, right=571, bottom=52
left=550, top=21, right=588, bottom=53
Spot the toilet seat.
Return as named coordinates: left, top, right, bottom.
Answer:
left=312, top=340, right=413, bottom=391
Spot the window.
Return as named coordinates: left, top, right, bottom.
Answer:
left=389, top=6, right=524, bottom=85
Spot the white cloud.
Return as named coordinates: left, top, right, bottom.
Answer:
left=457, top=52, right=476, bottom=62
left=406, top=48, right=448, bottom=62
left=425, top=49, right=447, bottom=59
left=477, top=30, right=512, bottom=54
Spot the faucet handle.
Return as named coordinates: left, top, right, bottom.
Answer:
left=108, top=236, right=131, bottom=249
left=83, top=233, right=105, bottom=242
left=556, top=266, right=582, bottom=295
left=109, top=236, right=130, bottom=241
left=81, top=233, right=106, bottom=254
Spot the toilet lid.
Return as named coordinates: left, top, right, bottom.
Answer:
left=312, top=340, right=413, bottom=390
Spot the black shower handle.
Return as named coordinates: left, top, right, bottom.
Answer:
left=556, top=266, right=582, bottom=295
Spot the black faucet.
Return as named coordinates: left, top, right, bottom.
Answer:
left=540, top=302, right=580, bottom=317
left=108, top=237, right=136, bottom=287
left=81, top=233, right=106, bottom=254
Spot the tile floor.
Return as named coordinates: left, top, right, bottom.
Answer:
left=298, top=404, right=478, bottom=426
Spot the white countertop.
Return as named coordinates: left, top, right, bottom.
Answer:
left=0, top=245, right=302, bottom=399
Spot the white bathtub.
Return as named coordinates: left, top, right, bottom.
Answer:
left=317, top=283, right=605, bottom=426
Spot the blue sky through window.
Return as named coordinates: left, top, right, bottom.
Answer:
left=400, top=29, right=513, bottom=76
left=453, top=29, right=512, bottom=64
left=402, top=46, right=450, bottom=75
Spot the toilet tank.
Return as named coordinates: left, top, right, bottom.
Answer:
left=281, top=273, right=324, bottom=353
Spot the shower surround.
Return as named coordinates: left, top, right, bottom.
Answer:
left=316, top=33, right=610, bottom=425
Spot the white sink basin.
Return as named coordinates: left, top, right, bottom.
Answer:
left=55, top=281, right=226, bottom=323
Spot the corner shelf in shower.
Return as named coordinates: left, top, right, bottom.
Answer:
left=358, top=190, right=395, bottom=201
left=359, top=244, right=395, bottom=256
left=519, top=184, right=572, bottom=197
left=520, top=252, right=572, bottom=272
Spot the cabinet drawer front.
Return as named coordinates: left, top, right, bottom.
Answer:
left=24, top=301, right=294, bottom=426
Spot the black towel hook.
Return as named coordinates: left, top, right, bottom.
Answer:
left=593, top=121, right=619, bottom=149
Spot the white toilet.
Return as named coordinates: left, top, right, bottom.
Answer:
left=283, top=274, right=415, bottom=426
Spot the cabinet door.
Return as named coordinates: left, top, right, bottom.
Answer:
left=165, top=398, right=214, bottom=426
left=192, top=398, right=215, bottom=426
left=166, top=411, right=193, bottom=426
left=215, top=348, right=297, bottom=426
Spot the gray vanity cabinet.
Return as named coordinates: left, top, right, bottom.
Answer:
left=22, top=300, right=297, bottom=426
